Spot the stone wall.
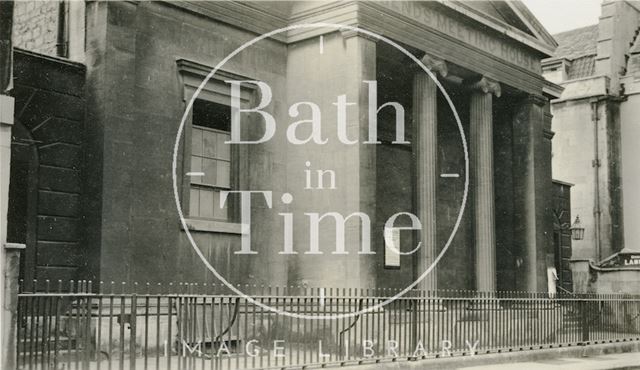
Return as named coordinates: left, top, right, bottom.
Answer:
left=83, top=1, right=288, bottom=285
left=551, top=96, right=623, bottom=261
left=572, top=260, right=640, bottom=294
left=13, top=1, right=59, bottom=57
left=595, top=1, right=640, bottom=96
left=620, top=92, right=640, bottom=251
left=10, top=49, right=86, bottom=282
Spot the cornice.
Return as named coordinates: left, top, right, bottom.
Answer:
left=286, top=2, right=360, bottom=43
left=14, top=48, right=86, bottom=71
left=176, top=58, right=256, bottom=82
left=340, top=28, right=379, bottom=42
left=161, top=1, right=549, bottom=95
left=543, top=80, right=564, bottom=100
left=176, top=58, right=256, bottom=105
left=288, top=1, right=356, bottom=23
left=361, top=5, right=544, bottom=94
left=162, top=1, right=554, bottom=58
left=161, top=1, right=361, bottom=44
left=161, top=1, right=288, bottom=42
left=525, top=93, right=548, bottom=107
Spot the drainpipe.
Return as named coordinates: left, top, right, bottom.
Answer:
left=56, top=0, right=68, bottom=58
left=0, top=0, right=12, bottom=92
left=590, top=99, right=602, bottom=262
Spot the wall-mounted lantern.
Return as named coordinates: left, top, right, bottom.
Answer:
left=569, top=215, right=585, bottom=241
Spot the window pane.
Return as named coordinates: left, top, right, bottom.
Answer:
left=191, top=127, right=203, bottom=156
left=189, top=99, right=234, bottom=221
left=199, top=188, right=214, bottom=218
left=190, top=156, right=202, bottom=184
left=217, top=133, right=231, bottom=160
left=189, top=188, right=200, bottom=217
left=202, top=158, right=217, bottom=186
left=193, top=99, right=231, bottom=131
left=216, top=160, right=230, bottom=188
left=213, top=191, right=228, bottom=220
left=203, top=130, right=217, bottom=158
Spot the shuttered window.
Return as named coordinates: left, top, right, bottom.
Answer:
left=189, top=99, right=232, bottom=221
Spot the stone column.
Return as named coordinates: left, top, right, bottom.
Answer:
left=469, top=77, right=501, bottom=292
left=413, top=54, right=447, bottom=292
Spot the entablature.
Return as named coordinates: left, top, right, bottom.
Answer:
left=162, top=0, right=553, bottom=95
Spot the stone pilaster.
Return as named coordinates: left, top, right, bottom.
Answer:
left=412, top=54, right=446, bottom=292
left=512, top=94, right=550, bottom=292
left=469, top=77, right=500, bottom=292
left=291, top=29, right=379, bottom=289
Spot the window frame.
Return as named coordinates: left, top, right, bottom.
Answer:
left=189, top=120, right=233, bottom=221
left=177, top=59, right=256, bottom=233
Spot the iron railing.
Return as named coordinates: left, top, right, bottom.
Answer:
left=16, top=280, right=640, bottom=370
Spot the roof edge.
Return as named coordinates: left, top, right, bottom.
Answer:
left=507, top=1, right=558, bottom=48
left=420, top=1, right=557, bottom=57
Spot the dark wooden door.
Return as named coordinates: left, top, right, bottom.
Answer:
left=552, top=181, right=573, bottom=293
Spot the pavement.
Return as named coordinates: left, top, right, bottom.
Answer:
left=339, top=341, right=640, bottom=370
left=460, top=351, right=640, bottom=369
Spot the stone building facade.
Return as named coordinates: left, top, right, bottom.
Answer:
left=12, top=1, right=59, bottom=56
left=12, top=0, right=84, bottom=61
left=543, top=0, right=640, bottom=265
left=9, top=1, right=560, bottom=292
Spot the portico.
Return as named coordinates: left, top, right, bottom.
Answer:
left=345, top=0, right=558, bottom=293
left=406, top=55, right=551, bottom=292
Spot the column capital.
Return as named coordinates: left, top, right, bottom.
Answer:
left=467, top=76, right=501, bottom=98
left=413, top=53, right=448, bottom=78
left=340, top=28, right=380, bottom=43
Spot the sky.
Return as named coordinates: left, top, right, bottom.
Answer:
left=521, top=0, right=602, bottom=35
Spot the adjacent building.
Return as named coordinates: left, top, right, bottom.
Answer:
left=543, top=0, right=640, bottom=264
left=542, top=0, right=640, bottom=293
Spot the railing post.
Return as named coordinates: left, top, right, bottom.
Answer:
left=581, top=297, right=590, bottom=343
left=2, top=243, right=25, bottom=370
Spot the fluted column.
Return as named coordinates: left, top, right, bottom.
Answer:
left=413, top=54, right=447, bottom=292
left=469, top=77, right=501, bottom=292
